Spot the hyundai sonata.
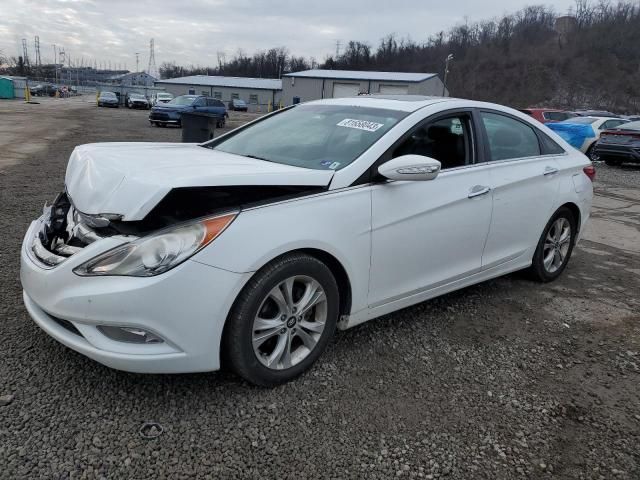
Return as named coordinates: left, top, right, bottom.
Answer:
left=21, top=96, right=593, bottom=386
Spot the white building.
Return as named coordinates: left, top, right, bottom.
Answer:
left=282, top=69, right=446, bottom=105
left=154, top=75, right=283, bottom=112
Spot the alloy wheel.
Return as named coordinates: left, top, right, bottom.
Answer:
left=252, top=275, right=327, bottom=370
left=542, top=217, right=572, bottom=274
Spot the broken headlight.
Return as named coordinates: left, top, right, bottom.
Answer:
left=73, top=212, right=237, bottom=277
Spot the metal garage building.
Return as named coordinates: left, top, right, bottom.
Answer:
left=281, top=69, right=446, bottom=105
left=154, top=75, right=282, bottom=112
left=0, top=76, right=27, bottom=99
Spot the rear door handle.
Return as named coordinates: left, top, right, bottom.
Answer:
left=468, top=185, right=491, bottom=198
left=543, top=166, right=559, bottom=176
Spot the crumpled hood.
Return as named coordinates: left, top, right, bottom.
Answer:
left=65, top=143, right=334, bottom=221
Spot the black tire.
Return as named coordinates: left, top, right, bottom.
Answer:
left=586, top=144, right=598, bottom=162
left=217, top=119, right=225, bottom=128
left=604, top=159, right=623, bottom=167
left=528, top=207, right=577, bottom=282
left=223, top=253, right=340, bottom=387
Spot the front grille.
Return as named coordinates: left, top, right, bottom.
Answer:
left=150, top=112, right=169, bottom=120
left=31, top=195, right=104, bottom=267
left=51, top=316, right=83, bottom=337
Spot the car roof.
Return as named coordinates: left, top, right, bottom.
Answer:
left=305, top=95, right=457, bottom=112
left=522, top=108, right=566, bottom=112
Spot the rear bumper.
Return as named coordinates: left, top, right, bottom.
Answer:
left=594, top=144, right=640, bottom=162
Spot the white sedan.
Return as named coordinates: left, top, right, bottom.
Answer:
left=20, top=96, right=594, bottom=386
left=549, top=116, right=629, bottom=159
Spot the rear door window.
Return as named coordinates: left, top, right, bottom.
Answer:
left=543, top=111, right=572, bottom=122
left=481, top=112, right=541, bottom=161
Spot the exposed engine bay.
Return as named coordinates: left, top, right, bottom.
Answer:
left=32, top=185, right=324, bottom=266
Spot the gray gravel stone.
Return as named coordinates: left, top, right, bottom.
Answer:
left=0, top=101, right=638, bottom=479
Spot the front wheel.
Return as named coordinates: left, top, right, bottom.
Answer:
left=223, top=253, right=339, bottom=387
left=528, top=207, right=577, bottom=282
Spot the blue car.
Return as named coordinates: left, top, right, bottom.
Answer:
left=149, top=95, right=228, bottom=128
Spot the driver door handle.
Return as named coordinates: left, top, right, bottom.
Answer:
left=468, top=185, right=491, bottom=198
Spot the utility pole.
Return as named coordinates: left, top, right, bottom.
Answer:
left=442, top=54, right=453, bottom=97
left=147, top=39, right=157, bottom=77
left=135, top=52, right=139, bottom=73
left=34, top=36, right=41, bottom=71
left=21, top=38, right=30, bottom=67
left=335, top=40, right=342, bottom=58
left=53, top=44, right=58, bottom=84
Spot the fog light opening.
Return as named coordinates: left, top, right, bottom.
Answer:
left=98, top=326, right=164, bottom=344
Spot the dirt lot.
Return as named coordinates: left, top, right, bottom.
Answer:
left=0, top=97, right=638, bottom=479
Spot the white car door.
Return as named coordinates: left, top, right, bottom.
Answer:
left=368, top=111, right=493, bottom=307
left=478, top=110, right=562, bottom=269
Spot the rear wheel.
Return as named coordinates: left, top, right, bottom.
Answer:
left=586, top=144, right=598, bottom=162
left=528, top=207, right=577, bottom=282
left=223, top=253, right=339, bottom=387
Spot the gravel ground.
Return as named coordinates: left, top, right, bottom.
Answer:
left=0, top=99, right=639, bottom=479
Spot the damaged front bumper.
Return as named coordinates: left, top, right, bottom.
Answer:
left=20, top=196, right=251, bottom=373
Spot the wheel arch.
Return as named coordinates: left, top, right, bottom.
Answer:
left=226, top=247, right=354, bottom=323
left=296, top=248, right=353, bottom=318
left=558, top=202, right=582, bottom=233
left=219, top=247, right=354, bottom=371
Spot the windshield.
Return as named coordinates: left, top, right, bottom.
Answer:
left=158, top=93, right=172, bottom=98
left=206, top=104, right=407, bottom=170
left=100, top=92, right=116, bottom=98
left=234, top=99, right=247, bottom=105
left=563, top=117, right=598, bottom=125
left=130, top=94, right=144, bottom=99
left=168, top=95, right=197, bottom=106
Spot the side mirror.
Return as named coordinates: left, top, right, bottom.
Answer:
left=378, top=155, right=441, bottom=181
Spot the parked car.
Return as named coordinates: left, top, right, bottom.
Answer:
left=29, top=84, right=46, bottom=96
left=594, top=120, right=640, bottom=166
left=97, top=91, right=119, bottom=108
left=20, top=97, right=593, bottom=386
left=519, top=108, right=576, bottom=123
left=149, top=95, right=227, bottom=127
left=126, top=93, right=150, bottom=109
left=31, top=84, right=59, bottom=97
left=572, top=110, right=619, bottom=118
left=229, top=98, right=248, bottom=112
left=151, top=92, right=174, bottom=106
left=547, top=116, right=629, bottom=160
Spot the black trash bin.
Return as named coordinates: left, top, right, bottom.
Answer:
left=181, top=112, right=218, bottom=143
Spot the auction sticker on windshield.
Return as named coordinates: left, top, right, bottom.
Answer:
left=337, top=119, right=384, bottom=132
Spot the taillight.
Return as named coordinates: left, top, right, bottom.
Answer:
left=583, top=165, right=596, bottom=182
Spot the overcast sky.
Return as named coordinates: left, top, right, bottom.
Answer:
left=2, top=0, right=577, bottom=71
